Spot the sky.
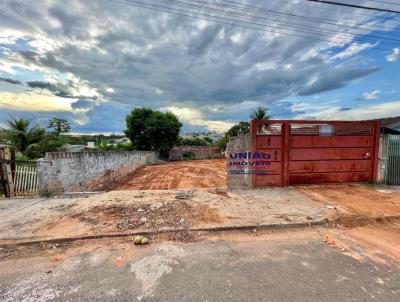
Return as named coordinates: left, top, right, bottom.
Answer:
left=0, top=0, right=399, bottom=134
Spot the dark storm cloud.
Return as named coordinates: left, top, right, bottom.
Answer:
left=26, top=80, right=98, bottom=101
left=0, top=76, right=22, bottom=85
left=73, top=101, right=131, bottom=133
left=187, top=25, right=222, bottom=56
left=26, top=80, right=73, bottom=98
left=297, top=67, right=381, bottom=96
left=71, top=99, right=93, bottom=110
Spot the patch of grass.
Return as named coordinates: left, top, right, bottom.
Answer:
left=208, top=152, right=223, bottom=159
left=362, top=183, right=380, bottom=189
left=39, top=189, right=52, bottom=197
left=16, top=154, right=30, bottom=161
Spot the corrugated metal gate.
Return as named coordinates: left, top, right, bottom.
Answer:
left=251, top=120, right=380, bottom=187
left=385, top=134, right=400, bottom=185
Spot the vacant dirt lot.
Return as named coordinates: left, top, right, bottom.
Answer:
left=111, top=159, right=226, bottom=190
left=297, top=184, right=400, bottom=217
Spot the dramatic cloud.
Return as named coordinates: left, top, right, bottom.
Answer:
left=0, top=0, right=399, bottom=133
left=0, top=91, right=73, bottom=112
left=164, top=106, right=235, bottom=133
left=26, top=80, right=74, bottom=98
left=0, top=76, right=21, bottom=85
left=297, top=66, right=381, bottom=96
left=331, top=42, right=375, bottom=60
left=71, top=99, right=94, bottom=110
left=362, top=90, right=380, bottom=100
left=386, top=48, right=400, bottom=62
left=293, top=100, right=400, bottom=120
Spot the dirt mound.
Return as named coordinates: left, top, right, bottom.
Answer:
left=71, top=199, right=222, bottom=232
left=110, top=159, right=226, bottom=190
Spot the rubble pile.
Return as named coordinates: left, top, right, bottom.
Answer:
left=71, top=199, right=214, bottom=232
left=168, top=229, right=195, bottom=243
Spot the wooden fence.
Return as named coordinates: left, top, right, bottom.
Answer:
left=13, top=162, right=39, bottom=196
left=0, top=159, right=39, bottom=197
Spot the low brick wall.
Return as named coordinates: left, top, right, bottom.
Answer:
left=169, top=146, right=221, bottom=160
left=37, top=151, right=157, bottom=193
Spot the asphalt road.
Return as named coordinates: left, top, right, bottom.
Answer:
left=1, top=230, right=399, bottom=302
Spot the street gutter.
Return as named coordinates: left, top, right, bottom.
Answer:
left=1, top=215, right=399, bottom=247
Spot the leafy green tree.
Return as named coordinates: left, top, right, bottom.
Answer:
left=0, top=129, right=9, bottom=143
left=97, top=138, right=108, bottom=151
left=7, top=117, right=45, bottom=153
left=250, top=106, right=270, bottom=120
left=217, top=121, right=250, bottom=151
left=5, top=117, right=66, bottom=159
left=25, top=132, right=63, bottom=159
left=226, top=121, right=250, bottom=137
left=203, top=136, right=214, bottom=145
left=215, top=136, right=229, bottom=151
left=125, top=108, right=182, bottom=156
left=115, top=142, right=134, bottom=151
left=48, top=118, right=71, bottom=134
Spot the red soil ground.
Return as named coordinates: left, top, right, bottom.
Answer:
left=111, top=159, right=227, bottom=190
left=296, top=184, right=400, bottom=217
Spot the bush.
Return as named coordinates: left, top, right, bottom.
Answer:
left=182, top=151, right=195, bottom=160
left=177, top=136, right=213, bottom=146
left=16, top=154, right=29, bottom=161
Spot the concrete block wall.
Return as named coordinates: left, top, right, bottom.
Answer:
left=37, top=151, right=157, bottom=193
left=226, top=132, right=252, bottom=189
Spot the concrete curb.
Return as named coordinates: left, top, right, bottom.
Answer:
left=0, top=220, right=329, bottom=247
left=2, top=215, right=399, bottom=247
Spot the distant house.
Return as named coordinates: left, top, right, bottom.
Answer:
left=181, top=131, right=222, bottom=141
left=64, top=142, right=96, bottom=152
left=379, top=117, right=400, bottom=134
left=108, top=137, right=129, bottom=146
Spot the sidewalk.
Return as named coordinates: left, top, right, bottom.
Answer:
left=1, top=184, right=399, bottom=244
left=0, top=187, right=329, bottom=242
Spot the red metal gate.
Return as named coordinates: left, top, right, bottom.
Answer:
left=251, top=120, right=380, bottom=187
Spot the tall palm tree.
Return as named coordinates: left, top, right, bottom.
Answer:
left=250, top=107, right=270, bottom=120
left=7, top=117, right=44, bottom=153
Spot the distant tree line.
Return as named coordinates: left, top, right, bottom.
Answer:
left=176, top=136, right=214, bottom=146
left=0, top=117, right=133, bottom=159
left=0, top=117, right=70, bottom=159
left=0, top=106, right=269, bottom=159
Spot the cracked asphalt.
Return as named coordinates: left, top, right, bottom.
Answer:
left=1, top=229, right=399, bottom=302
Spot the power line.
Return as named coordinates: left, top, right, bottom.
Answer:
left=119, top=0, right=400, bottom=49
left=112, top=0, right=396, bottom=52
left=360, top=0, right=400, bottom=6
left=270, top=0, right=399, bottom=19
left=211, top=0, right=399, bottom=32
left=306, top=0, right=400, bottom=14
left=157, top=0, right=400, bottom=46
left=181, top=0, right=400, bottom=40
